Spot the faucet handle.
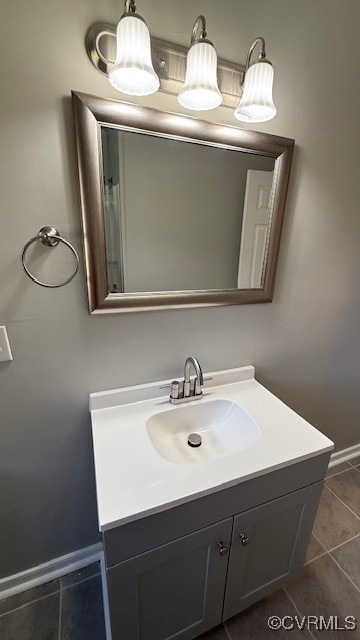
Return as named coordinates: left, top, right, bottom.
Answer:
left=183, top=379, right=191, bottom=397
left=160, top=380, right=180, bottom=400
left=195, top=376, right=212, bottom=396
left=194, top=378, right=202, bottom=396
left=170, top=380, right=180, bottom=400
left=203, top=376, right=213, bottom=382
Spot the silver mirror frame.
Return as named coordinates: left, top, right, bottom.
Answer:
left=72, top=91, right=294, bottom=314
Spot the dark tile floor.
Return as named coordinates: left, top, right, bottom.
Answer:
left=221, top=459, right=360, bottom=640
left=0, top=564, right=105, bottom=640
left=0, top=459, right=359, bottom=639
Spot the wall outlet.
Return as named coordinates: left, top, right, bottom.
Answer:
left=0, top=326, right=13, bottom=362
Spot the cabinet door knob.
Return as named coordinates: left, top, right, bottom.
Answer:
left=239, top=533, right=251, bottom=546
left=217, top=541, right=228, bottom=556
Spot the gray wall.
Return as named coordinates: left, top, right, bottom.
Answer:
left=0, top=0, right=359, bottom=578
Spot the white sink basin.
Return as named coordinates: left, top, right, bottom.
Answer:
left=89, top=365, right=334, bottom=530
left=146, top=399, right=260, bottom=464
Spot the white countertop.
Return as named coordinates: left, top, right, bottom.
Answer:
left=90, top=366, right=333, bottom=532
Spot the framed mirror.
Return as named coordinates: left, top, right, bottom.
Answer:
left=72, top=91, right=294, bottom=314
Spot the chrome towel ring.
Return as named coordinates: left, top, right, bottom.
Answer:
left=21, top=226, right=79, bottom=288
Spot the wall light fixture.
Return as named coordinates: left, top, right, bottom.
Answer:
left=177, top=15, right=222, bottom=111
left=108, top=0, right=160, bottom=96
left=234, top=37, right=276, bottom=123
left=86, top=5, right=277, bottom=122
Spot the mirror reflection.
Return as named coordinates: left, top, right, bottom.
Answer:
left=72, top=91, right=294, bottom=312
left=101, top=127, right=276, bottom=294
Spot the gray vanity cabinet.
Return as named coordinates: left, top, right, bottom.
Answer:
left=107, top=518, right=233, bottom=640
left=103, top=455, right=329, bottom=640
left=223, top=484, right=322, bottom=620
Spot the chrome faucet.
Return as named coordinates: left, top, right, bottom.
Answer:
left=161, top=356, right=206, bottom=404
left=183, top=356, right=203, bottom=398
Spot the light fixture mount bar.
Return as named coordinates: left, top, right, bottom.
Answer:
left=86, top=23, right=245, bottom=109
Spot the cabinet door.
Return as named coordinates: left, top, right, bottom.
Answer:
left=107, top=518, right=232, bottom=640
left=223, top=482, right=323, bottom=620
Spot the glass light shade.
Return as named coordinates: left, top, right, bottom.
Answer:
left=234, top=60, right=276, bottom=123
left=178, top=41, right=222, bottom=111
left=108, top=15, right=160, bottom=96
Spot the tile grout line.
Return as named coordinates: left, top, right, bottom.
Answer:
left=60, top=572, right=101, bottom=592
left=326, top=463, right=352, bottom=479
left=328, top=553, right=360, bottom=596
left=223, top=621, right=232, bottom=640
left=284, top=589, right=317, bottom=640
left=311, top=531, right=324, bottom=546
left=304, top=531, right=327, bottom=564
left=327, top=532, right=360, bottom=553
left=0, top=572, right=101, bottom=618
left=58, top=587, right=62, bottom=640
left=328, top=463, right=360, bottom=477
left=308, top=530, right=360, bottom=557
left=304, top=550, right=327, bottom=565
left=324, top=484, right=360, bottom=522
left=0, top=589, right=60, bottom=618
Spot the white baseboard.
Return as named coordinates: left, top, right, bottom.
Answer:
left=329, top=443, right=360, bottom=468
left=1, top=442, right=359, bottom=603
left=0, top=542, right=103, bottom=601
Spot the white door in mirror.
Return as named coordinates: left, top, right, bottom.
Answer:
left=237, top=170, right=273, bottom=288
left=0, top=326, right=13, bottom=361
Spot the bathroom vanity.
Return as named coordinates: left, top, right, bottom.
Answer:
left=90, top=366, right=333, bottom=640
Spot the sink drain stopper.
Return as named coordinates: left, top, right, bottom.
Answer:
left=187, top=433, right=202, bottom=448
